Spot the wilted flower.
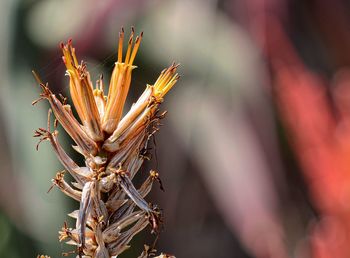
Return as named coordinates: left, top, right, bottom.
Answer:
left=33, top=27, right=179, bottom=257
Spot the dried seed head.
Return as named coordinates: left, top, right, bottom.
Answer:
left=33, top=28, right=179, bottom=257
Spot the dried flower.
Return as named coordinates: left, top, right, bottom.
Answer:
left=33, top=27, right=179, bottom=257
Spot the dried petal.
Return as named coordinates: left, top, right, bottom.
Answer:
left=45, top=130, right=89, bottom=185
left=102, top=30, right=142, bottom=134
left=61, top=42, right=103, bottom=141
left=103, top=210, right=145, bottom=243
left=108, top=172, right=156, bottom=225
left=152, top=63, right=180, bottom=100
left=94, top=224, right=109, bottom=258
left=106, top=85, right=153, bottom=144
left=35, top=83, right=98, bottom=155
left=106, top=132, right=147, bottom=168
left=108, top=218, right=149, bottom=256
left=52, top=171, right=82, bottom=201
left=103, top=107, right=152, bottom=152
left=93, top=75, right=106, bottom=120
left=117, top=171, right=152, bottom=213
left=77, top=182, right=93, bottom=248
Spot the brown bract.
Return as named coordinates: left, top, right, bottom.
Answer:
left=33, top=27, right=179, bottom=257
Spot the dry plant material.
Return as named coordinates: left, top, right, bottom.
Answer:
left=33, top=27, right=179, bottom=257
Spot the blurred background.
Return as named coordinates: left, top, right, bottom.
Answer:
left=2, top=0, right=350, bottom=257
